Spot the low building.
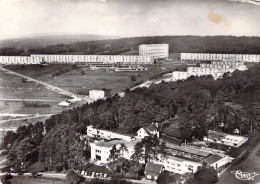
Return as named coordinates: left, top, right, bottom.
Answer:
left=89, top=90, right=105, bottom=99
left=145, top=162, right=164, bottom=180
left=87, top=125, right=134, bottom=142
left=137, top=124, right=159, bottom=138
left=58, top=101, right=71, bottom=107
left=85, top=165, right=112, bottom=178
left=204, top=130, right=249, bottom=147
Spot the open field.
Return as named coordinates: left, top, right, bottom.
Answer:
left=8, top=176, right=67, bottom=184
left=5, top=63, right=186, bottom=96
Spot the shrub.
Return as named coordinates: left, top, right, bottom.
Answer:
left=66, top=170, right=85, bottom=184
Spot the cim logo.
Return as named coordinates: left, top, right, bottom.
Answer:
left=231, top=170, right=259, bottom=181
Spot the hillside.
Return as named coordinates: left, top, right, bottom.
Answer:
left=0, top=35, right=119, bottom=50
left=0, top=36, right=260, bottom=56
left=1, top=63, right=260, bottom=172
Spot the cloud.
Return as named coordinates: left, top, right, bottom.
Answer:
left=0, top=0, right=259, bottom=40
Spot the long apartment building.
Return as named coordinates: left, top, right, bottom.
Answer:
left=139, top=44, right=169, bottom=59
left=172, top=60, right=247, bottom=81
left=0, top=54, right=153, bottom=65
left=87, top=126, right=232, bottom=175
left=181, top=53, right=260, bottom=62
left=0, top=56, right=42, bottom=65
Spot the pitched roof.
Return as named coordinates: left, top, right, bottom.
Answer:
left=144, top=125, right=158, bottom=132
left=86, top=166, right=112, bottom=175
left=145, top=162, right=163, bottom=176
left=202, top=154, right=223, bottom=165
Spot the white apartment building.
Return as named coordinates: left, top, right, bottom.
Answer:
left=89, top=90, right=105, bottom=99
left=139, top=44, right=169, bottom=59
left=0, top=54, right=153, bottom=65
left=181, top=53, right=260, bottom=63
left=172, top=60, right=247, bottom=81
left=87, top=125, right=134, bottom=142
left=204, top=130, right=249, bottom=147
left=33, top=54, right=153, bottom=65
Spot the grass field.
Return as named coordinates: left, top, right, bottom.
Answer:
left=9, top=176, right=67, bottom=184
left=5, top=63, right=186, bottom=96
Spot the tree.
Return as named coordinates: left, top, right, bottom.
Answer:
left=66, top=170, right=85, bottom=184
left=131, top=136, right=166, bottom=164
left=157, top=171, right=176, bottom=184
left=188, top=165, right=218, bottom=184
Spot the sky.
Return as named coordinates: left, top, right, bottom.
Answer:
left=0, top=0, right=259, bottom=40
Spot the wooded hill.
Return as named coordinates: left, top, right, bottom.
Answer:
left=0, top=36, right=260, bottom=56
left=1, top=64, right=260, bottom=172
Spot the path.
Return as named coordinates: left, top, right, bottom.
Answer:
left=0, top=98, right=58, bottom=102
left=0, top=66, right=94, bottom=103
left=0, top=113, right=53, bottom=124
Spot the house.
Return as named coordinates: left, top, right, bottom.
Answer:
left=144, top=162, right=164, bottom=180
left=89, top=90, right=105, bottom=99
left=137, top=124, right=159, bottom=138
left=85, top=165, right=112, bottom=178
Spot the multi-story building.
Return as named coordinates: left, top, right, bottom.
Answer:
left=181, top=53, right=260, bottom=63
left=139, top=44, right=169, bottom=59
left=0, top=54, right=153, bottom=65
left=88, top=126, right=233, bottom=175
left=172, top=60, right=247, bottom=81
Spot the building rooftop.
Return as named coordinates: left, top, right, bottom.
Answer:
left=86, top=165, right=112, bottom=176
left=143, top=124, right=158, bottom=132
left=167, top=154, right=199, bottom=164
left=166, top=143, right=210, bottom=158
left=145, top=162, right=163, bottom=176
left=201, top=154, right=223, bottom=165
left=92, top=138, right=141, bottom=149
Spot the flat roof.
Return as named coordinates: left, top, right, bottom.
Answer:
left=93, top=138, right=141, bottom=149
left=201, top=154, right=223, bottom=165
left=166, top=143, right=210, bottom=157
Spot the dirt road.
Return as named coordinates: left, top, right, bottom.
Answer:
left=0, top=66, right=95, bottom=103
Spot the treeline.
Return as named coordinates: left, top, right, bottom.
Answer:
left=1, top=64, right=260, bottom=172
left=1, top=36, right=260, bottom=56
